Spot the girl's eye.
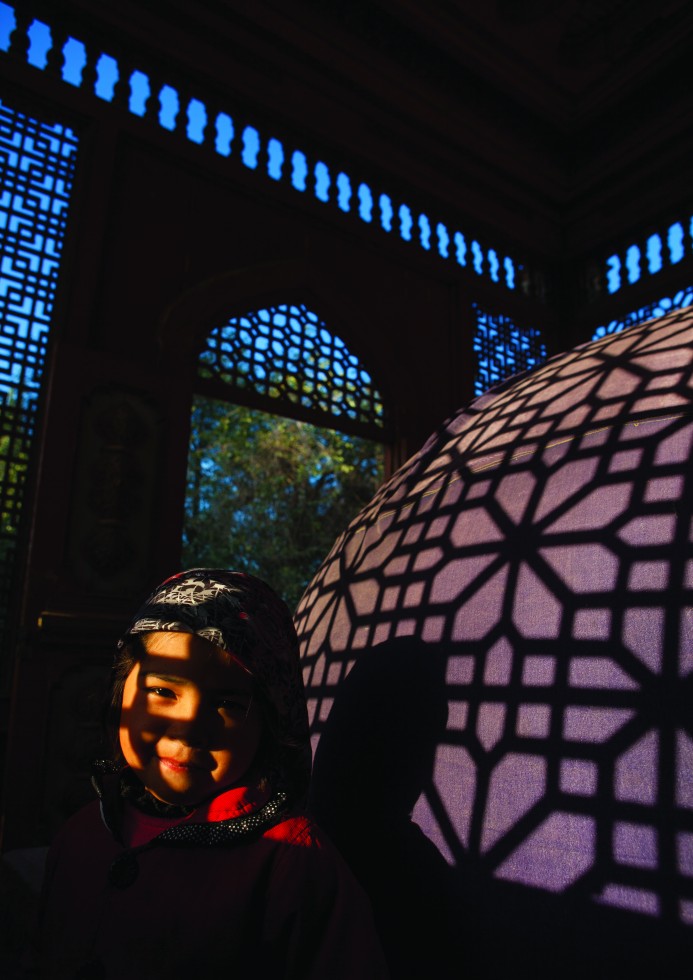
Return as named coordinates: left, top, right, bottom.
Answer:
left=146, top=686, right=176, bottom=699
left=219, top=697, right=250, bottom=717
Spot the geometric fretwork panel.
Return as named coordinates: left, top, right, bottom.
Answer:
left=199, top=303, right=386, bottom=434
left=593, top=285, right=693, bottom=340
left=0, top=97, right=78, bottom=673
left=473, top=305, right=547, bottom=395
left=297, top=307, right=693, bottom=975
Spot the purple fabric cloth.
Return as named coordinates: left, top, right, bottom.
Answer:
left=296, top=307, right=693, bottom=973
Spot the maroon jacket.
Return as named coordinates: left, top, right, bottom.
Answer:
left=38, top=777, right=388, bottom=978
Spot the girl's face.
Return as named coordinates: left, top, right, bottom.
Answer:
left=119, top=632, right=262, bottom=806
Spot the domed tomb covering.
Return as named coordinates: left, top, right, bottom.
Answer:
left=295, top=307, right=693, bottom=979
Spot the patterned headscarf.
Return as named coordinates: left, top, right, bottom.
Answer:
left=118, top=569, right=310, bottom=798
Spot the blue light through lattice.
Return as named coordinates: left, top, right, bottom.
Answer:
left=668, top=222, right=684, bottom=264
left=0, top=97, right=78, bottom=649
left=242, top=126, right=259, bottom=169
left=471, top=241, right=483, bottom=275
left=358, top=184, right=373, bottom=223
left=215, top=113, right=233, bottom=156
left=379, top=195, right=393, bottom=232
left=399, top=205, right=412, bottom=241
left=473, top=306, right=547, bottom=396
left=626, top=245, right=640, bottom=284
left=315, top=162, right=330, bottom=202
left=455, top=233, right=467, bottom=266
left=186, top=99, right=207, bottom=144
left=129, top=70, right=150, bottom=117
left=647, top=234, right=663, bottom=274
left=61, top=37, right=86, bottom=86
left=158, top=86, right=179, bottom=131
left=26, top=18, right=51, bottom=69
left=0, top=100, right=78, bottom=404
left=0, top=3, right=523, bottom=292
left=291, top=151, right=307, bottom=192
left=267, top=139, right=284, bottom=180
left=199, top=303, right=385, bottom=429
left=606, top=255, right=621, bottom=294
left=602, top=218, right=693, bottom=295
left=488, top=249, right=499, bottom=283
left=592, top=286, right=693, bottom=340
left=95, top=53, right=118, bottom=101
left=0, top=2, right=15, bottom=51
left=336, top=172, right=351, bottom=212
left=418, top=214, right=431, bottom=250
left=437, top=223, right=449, bottom=259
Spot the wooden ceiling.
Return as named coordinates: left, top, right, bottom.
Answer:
left=60, top=0, right=693, bottom=258
left=365, top=1, right=693, bottom=122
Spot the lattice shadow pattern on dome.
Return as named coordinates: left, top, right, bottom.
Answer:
left=198, top=303, right=387, bottom=439
left=296, top=307, right=693, bottom=978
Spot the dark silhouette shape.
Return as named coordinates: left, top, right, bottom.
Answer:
left=311, top=638, right=464, bottom=979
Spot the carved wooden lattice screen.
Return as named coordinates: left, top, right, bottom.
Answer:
left=473, top=306, right=548, bottom=397
left=0, top=97, right=78, bottom=680
left=198, top=302, right=388, bottom=439
left=593, top=285, right=693, bottom=340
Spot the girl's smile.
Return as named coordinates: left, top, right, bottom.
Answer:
left=119, top=631, right=263, bottom=806
left=159, top=756, right=208, bottom=772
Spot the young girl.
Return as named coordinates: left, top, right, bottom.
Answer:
left=37, top=569, right=388, bottom=978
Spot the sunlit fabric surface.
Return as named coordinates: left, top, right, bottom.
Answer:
left=296, top=307, right=693, bottom=978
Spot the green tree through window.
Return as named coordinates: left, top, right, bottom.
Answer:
left=183, top=396, right=384, bottom=610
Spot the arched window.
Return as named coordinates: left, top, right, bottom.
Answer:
left=196, top=302, right=387, bottom=437
left=184, top=303, right=387, bottom=608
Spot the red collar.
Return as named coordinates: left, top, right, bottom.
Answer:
left=122, top=780, right=272, bottom=849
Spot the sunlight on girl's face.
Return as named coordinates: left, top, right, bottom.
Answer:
left=119, top=632, right=262, bottom=806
